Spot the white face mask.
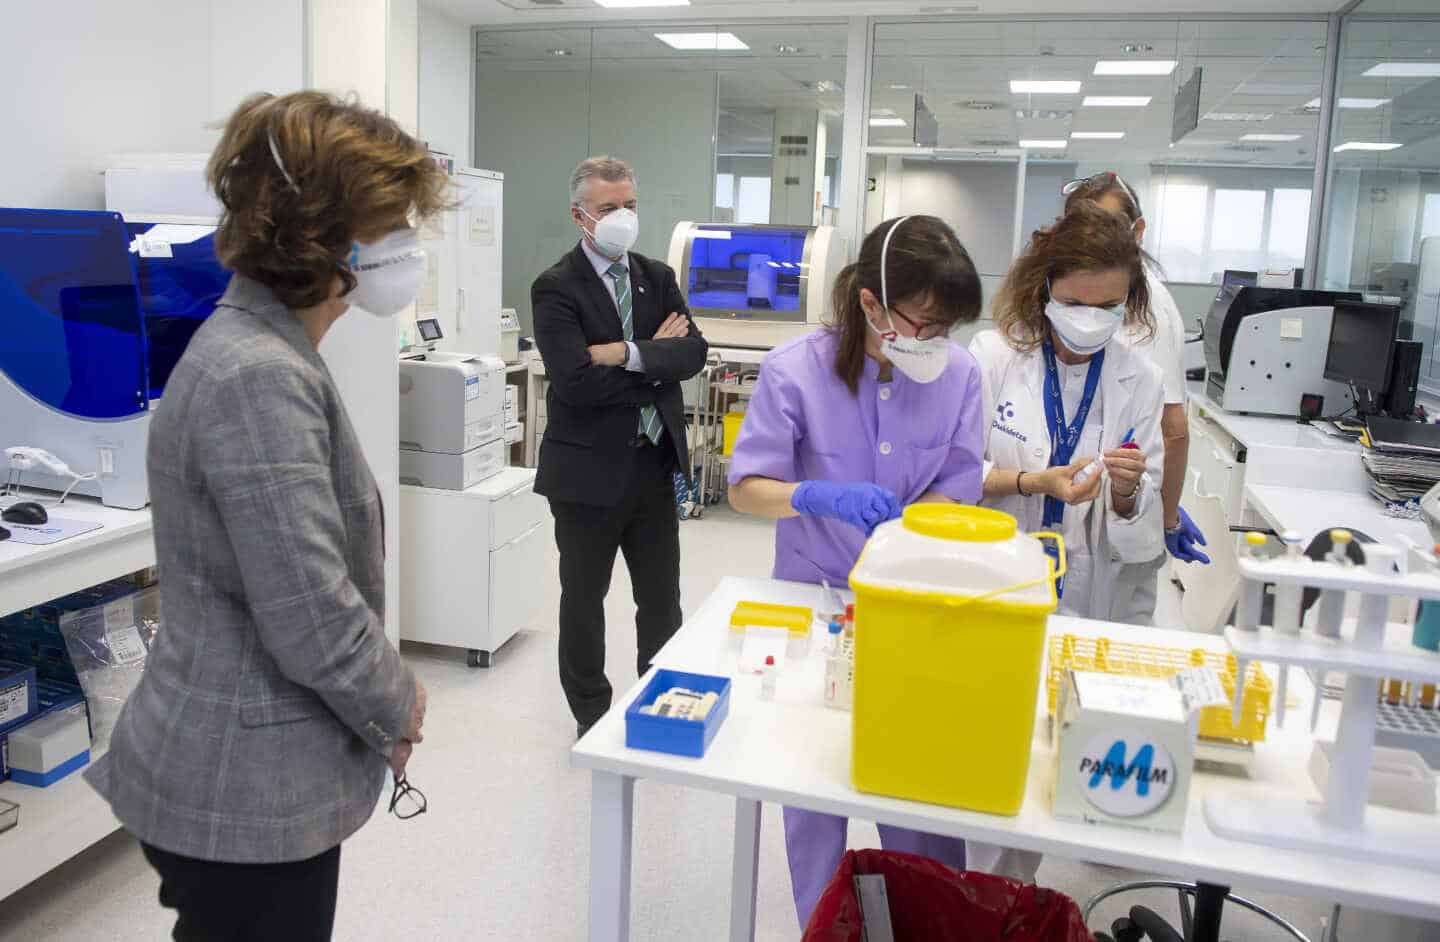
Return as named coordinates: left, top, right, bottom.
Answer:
left=1044, top=296, right=1126, bottom=357
left=867, top=215, right=950, bottom=385
left=347, top=228, right=426, bottom=318
left=579, top=206, right=640, bottom=259
left=866, top=311, right=950, bottom=384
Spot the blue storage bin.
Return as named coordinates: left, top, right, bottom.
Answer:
left=625, top=669, right=732, bottom=758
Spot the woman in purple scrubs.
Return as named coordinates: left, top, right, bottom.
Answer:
left=727, top=215, right=987, bottom=928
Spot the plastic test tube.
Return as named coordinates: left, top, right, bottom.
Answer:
left=1272, top=530, right=1306, bottom=727
left=1315, top=529, right=1353, bottom=641
left=1235, top=532, right=1268, bottom=630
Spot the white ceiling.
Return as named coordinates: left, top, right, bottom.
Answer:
left=472, top=14, right=1440, bottom=170
left=440, top=0, right=1348, bottom=28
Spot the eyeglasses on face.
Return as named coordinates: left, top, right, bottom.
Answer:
left=888, top=306, right=950, bottom=341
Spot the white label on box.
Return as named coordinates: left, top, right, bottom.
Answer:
left=465, top=376, right=480, bottom=401
left=0, top=682, right=27, bottom=726
left=1174, top=666, right=1228, bottom=714
left=1077, top=728, right=1177, bottom=818
left=106, top=625, right=148, bottom=665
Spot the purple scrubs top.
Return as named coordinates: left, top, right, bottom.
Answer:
left=727, top=329, right=986, bottom=586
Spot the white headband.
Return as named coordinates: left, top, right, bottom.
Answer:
left=879, top=215, right=912, bottom=311
left=267, top=130, right=300, bottom=194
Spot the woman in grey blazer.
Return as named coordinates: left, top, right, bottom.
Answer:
left=86, top=91, right=448, bottom=941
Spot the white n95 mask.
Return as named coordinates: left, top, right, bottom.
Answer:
left=347, top=228, right=427, bottom=317
left=1044, top=297, right=1126, bottom=357
left=581, top=207, right=640, bottom=260
left=866, top=312, right=950, bottom=384
left=868, top=215, right=950, bottom=385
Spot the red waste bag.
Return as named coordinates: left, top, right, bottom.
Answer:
left=803, top=850, right=1093, bottom=942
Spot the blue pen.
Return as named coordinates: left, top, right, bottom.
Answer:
left=1120, top=427, right=1136, bottom=446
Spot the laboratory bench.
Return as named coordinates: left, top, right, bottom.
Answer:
left=572, top=576, right=1440, bottom=942
left=0, top=494, right=154, bottom=902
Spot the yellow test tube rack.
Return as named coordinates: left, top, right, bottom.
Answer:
left=1046, top=634, right=1273, bottom=744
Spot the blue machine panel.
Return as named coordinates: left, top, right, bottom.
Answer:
left=685, top=224, right=809, bottom=320
left=0, top=209, right=148, bottom=419
left=125, top=222, right=227, bottom=399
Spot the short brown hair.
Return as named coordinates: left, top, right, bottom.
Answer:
left=207, top=91, right=449, bottom=309
left=993, top=202, right=1153, bottom=352
left=830, top=216, right=982, bottom=393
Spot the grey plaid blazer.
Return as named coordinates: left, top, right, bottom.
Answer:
left=86, top=276, right=416, bottom=864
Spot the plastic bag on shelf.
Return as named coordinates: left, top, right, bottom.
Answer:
left=56, top=584, right=160, bottom=751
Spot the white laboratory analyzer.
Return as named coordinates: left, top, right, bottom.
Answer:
left=667, top=222, right=844, bottom=350
left=399, top=341, right=508, bottom=491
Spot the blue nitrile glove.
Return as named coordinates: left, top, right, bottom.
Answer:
left=1166, top=506, right=1210, bottom=564
left=791, top=481, right=902, bottom=536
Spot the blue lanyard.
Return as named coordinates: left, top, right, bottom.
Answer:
left=1040, top=337, right=1104, bottom=532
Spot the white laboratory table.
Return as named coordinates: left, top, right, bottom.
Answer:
left=1244, top=484, right=1431, bottom=550
left=572, top=576, right=1440, bottom=942
left=0, top=494, right=154, bottom=901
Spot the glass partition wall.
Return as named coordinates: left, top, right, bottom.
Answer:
left=866, top=18, right=1328, bottom=331
left=473, top=23, right=846, bottom=331
left=1318, top=8, right=1440, bottom=387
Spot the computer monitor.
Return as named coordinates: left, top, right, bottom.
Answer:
left=1324, top=299, right=1402, bottom=414
left=416, top=318, right=443, bottom=342
left=1222, top=269, right=1258, bottom=289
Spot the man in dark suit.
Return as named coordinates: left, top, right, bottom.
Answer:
left=532, top=156, right=708, bottom=737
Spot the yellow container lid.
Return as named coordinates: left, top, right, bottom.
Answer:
left=902, top=504, right=1017, bottom=542
left=851, top=505, right=1056, bottom=609
left=729, top=600, right=813, bottom=636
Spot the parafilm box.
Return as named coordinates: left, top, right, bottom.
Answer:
left=1050, top=670, right=1195, bottom=834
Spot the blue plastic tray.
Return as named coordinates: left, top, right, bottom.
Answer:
left=625, top=669, right=731, bottom=758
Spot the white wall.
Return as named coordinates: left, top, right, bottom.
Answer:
left=211, top=0, right=305, bottom=125
left=0, top=1, right=216, bottom=208
left=309, top=0, right=405, bottom=644
left=884, top=159, right=1020, bottom=277
left=419, top=3, right=472, bottom=161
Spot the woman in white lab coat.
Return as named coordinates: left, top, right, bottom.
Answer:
left=970, top=202, right=1167, bottom=621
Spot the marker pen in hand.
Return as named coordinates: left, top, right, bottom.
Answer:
left=1119, top=427, right=1138, bottom=450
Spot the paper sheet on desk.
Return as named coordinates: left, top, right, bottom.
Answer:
left=3, top=517, right=104, bottom=545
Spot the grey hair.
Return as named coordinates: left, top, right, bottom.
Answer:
left=570, top=156, right=637, bottom=207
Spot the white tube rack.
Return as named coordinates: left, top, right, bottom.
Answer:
left=1204, top=546, right=1440, bottom=870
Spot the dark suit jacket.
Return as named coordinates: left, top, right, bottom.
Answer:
left=532, top=243, right=708, bottom=506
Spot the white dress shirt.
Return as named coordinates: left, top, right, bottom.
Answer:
left=580, top=238, right=645, bottom=373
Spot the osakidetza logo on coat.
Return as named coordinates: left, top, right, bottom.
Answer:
left=1077, top=729, right=1176, bottom=818
left=992, top=400, right=1028, bottom=444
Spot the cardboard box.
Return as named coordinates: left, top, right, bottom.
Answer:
left=1, top=681, right=88, bottom=784
left=1050, top=670, right=1195, bottom=834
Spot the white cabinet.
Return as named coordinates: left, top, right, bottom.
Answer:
left=414, top=165, right=503, bottom=357
left=399, top=467, right=552, bottom=667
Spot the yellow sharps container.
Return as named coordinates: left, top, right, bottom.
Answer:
left=848, top=504, right=1064, bottom=814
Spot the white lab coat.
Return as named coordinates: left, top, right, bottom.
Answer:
left=969, top=329, right=1166, bottom=620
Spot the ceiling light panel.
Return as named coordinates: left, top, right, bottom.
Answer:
left=1240, top=133, right=1302, bottom=142
left=1362, top=63, right=1440, bottom=78
left=1011, top=80, right=1083, bottom=95
left=1071, top=131, right=1125, bottom=140
left=1019, top=139, right=1068, bottom=149
left=1333, top=141, right=1403, bottom=152
left=654, top=32, right=748, bottom=51
left=1084, top=96, right=1151, bottom=107
left=1093, top=60, right=1176, bottom=76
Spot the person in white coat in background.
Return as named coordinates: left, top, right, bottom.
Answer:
left=965, top=203, right=1167, bottom=885
left=1060, top=172, right=1211, bottom=627
left=971, top=202, right=1168, bottom=619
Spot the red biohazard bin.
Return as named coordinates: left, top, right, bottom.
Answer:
left=803, top=850, right=1094, bottom=942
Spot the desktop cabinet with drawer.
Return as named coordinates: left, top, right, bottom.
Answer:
left=399, top=468, right=553, bottom=667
